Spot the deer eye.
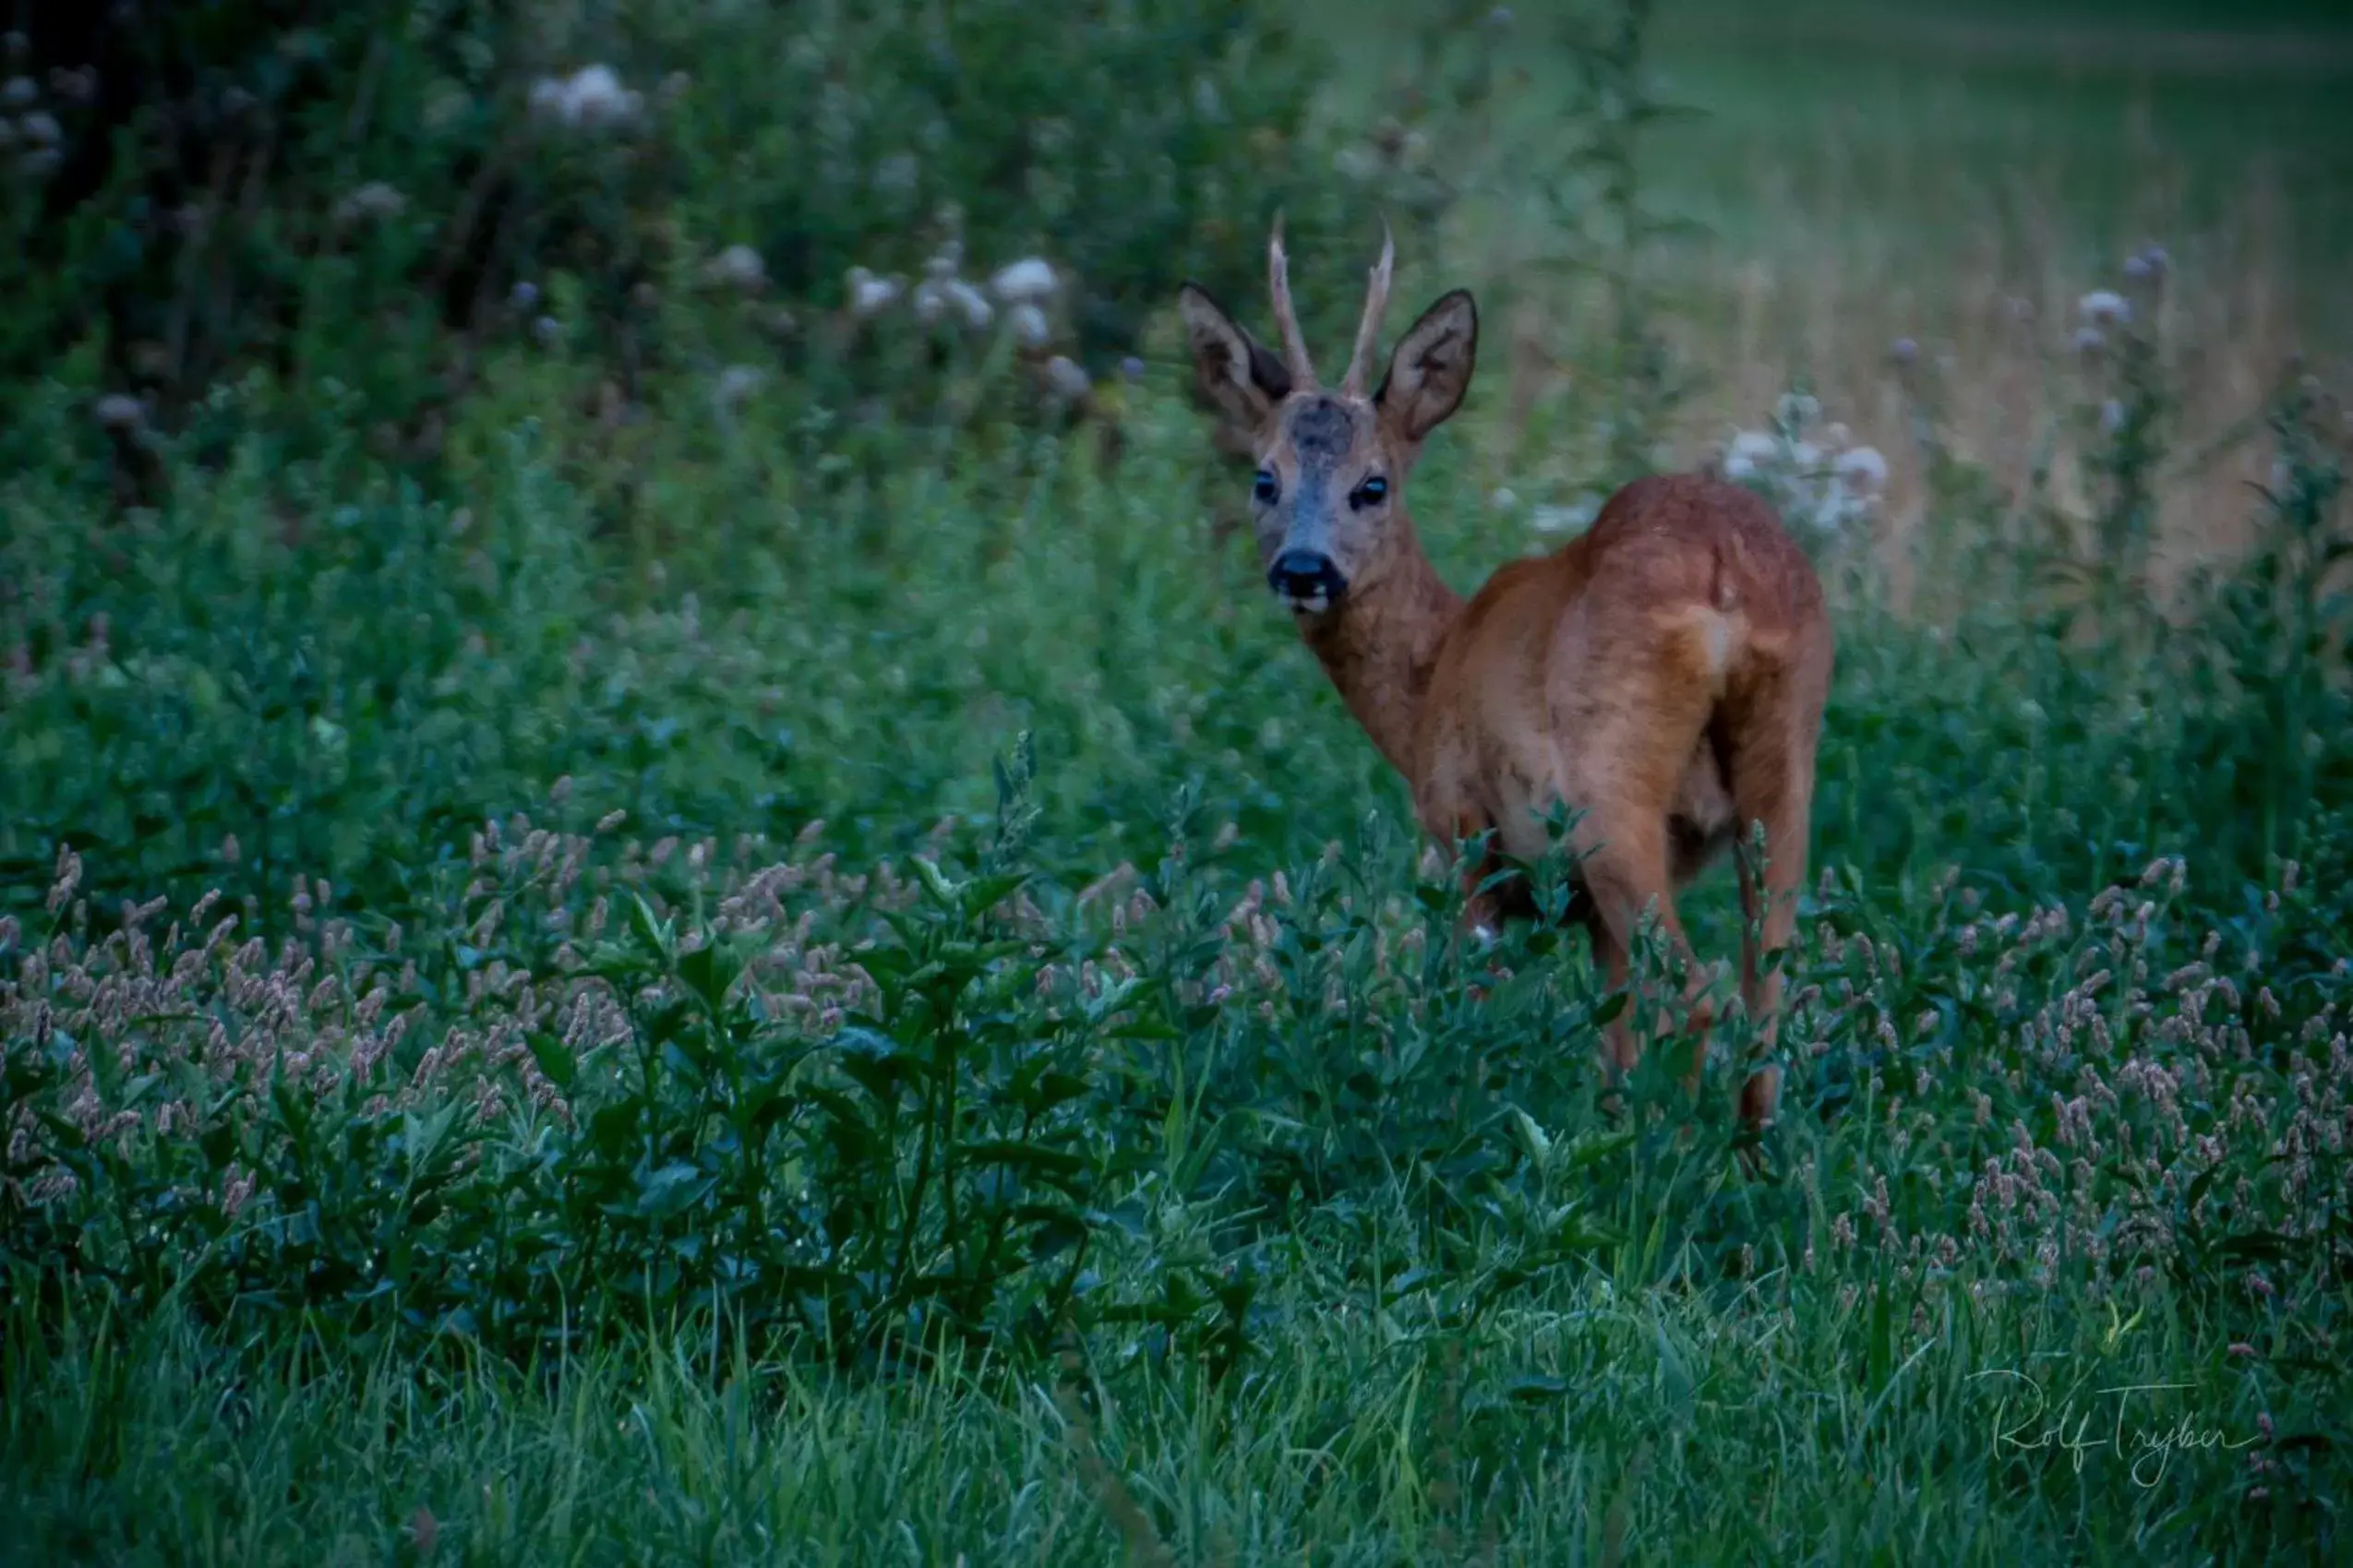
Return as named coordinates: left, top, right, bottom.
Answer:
left=1351, top=475, right=1388, bottom=509
left=1253, top=469, right=1279, bottom=505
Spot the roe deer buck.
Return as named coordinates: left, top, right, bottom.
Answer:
left=1177, top=221, right=1832, bottom=1129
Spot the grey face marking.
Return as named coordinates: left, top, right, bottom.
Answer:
left=1255, top=394, right=1384, bottom=612
left=1285, top=395, right=1356, bottom=462
left=1269, top=396, right=1363, bottom=571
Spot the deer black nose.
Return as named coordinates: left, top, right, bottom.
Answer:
left=1267, top=549, right=1346, bottom=610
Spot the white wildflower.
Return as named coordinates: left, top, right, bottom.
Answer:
left=2072, top=326, right=2106, bottom=355
left=1044, top=355, right=1091, bottom=401
left=912, top=278, right=949, bottom=324
left=846, top=267, right=902, bottom=318
left=990, top=257, right=1059, bottom=304
left=1722, top=429, right=1778, bottom=480
left=1531, top=497, right=1601, bottom=535
left=1488, top=486, right=1519, bottom=512
left=570, top=65, right=643, bottom=128
left=1008, top=301, right=1052, bottom=348
left=93, top=394, right=145, bottom=432
left=714, top=364, right=765, bottom=409
left=2077, top=290, right=2131, bottom=328
left=1833, top=445, right=1889, bottom=497
left=332, top=181, right=406, bottom=224
left=530, top=65, right=642, bottom=132
left=1890, top=336, right=1919, bottom=365
left=703, top=244, right=766, bottom=292
left=0, top=76, right=34, bottom=110
left=2099, top=398, right=2125, bottom=435
left=1774, top=390, right=1821, bottom=429
left=18, top=108, right=58, bottom=145
left=1791, top=440, right=1823, bottom=470
left=943, top=278, right=993, bottom=329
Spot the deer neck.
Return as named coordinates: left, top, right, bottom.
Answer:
left=1297, top=520, right=1462, bottom=779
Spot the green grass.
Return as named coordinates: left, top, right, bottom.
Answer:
left=3, top=2, right=2350, bottom=1562
left=4, top=1260, right=2329, bottom=1565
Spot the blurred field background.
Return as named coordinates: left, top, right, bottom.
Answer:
left=2, top=1, right=2349, bottom=1562
left=1301, top=0, right=2353, bottom=593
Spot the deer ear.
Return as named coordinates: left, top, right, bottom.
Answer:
left=1375, top=289, right=1477, bottom=443
left=1179, top=282, right=1291, bottom=437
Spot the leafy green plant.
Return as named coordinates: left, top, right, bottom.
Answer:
left=2171, top=378, right=2353, bottom=881
left=0, top=0, right=1348, bottom=497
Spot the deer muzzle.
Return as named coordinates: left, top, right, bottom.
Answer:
left=1267, top=548, right=1347, bottom=615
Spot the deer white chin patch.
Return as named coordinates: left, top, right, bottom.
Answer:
left=1282, top=591, right=1333, bottom=616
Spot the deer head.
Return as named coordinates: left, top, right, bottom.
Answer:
left=1178, top=219, right=1477, bottom=615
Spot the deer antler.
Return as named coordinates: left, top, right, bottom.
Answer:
left=1341, top=216, right=1395, bottom=399
left=1267, top=211, right=1317, bottom=388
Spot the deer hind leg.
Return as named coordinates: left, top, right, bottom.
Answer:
left=1580, top=815, right=1715, bottom=1098
left=1564, top=661, right=1722, bottom=1098
left=1722, top=642, right=1831, bottom=1129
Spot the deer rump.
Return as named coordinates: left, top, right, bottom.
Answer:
left=1411, top=473, right=1824, bottom=938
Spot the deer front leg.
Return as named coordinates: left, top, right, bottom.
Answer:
left=1419, top=798, right=1505, bottom=947
left=1423, top=808, right=1529, bottom=1010
left=1447, top=822, right=1516, bottom=985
